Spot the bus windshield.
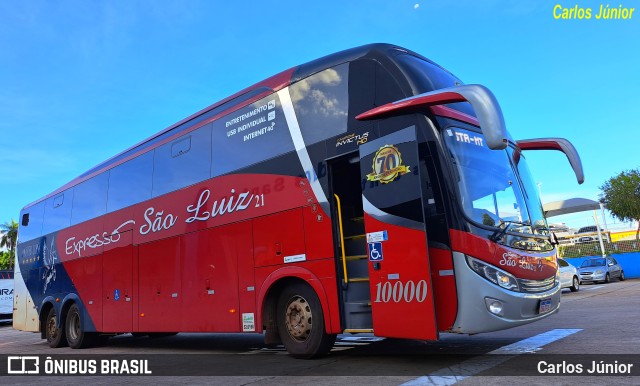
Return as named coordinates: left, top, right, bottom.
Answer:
left=443, top=127, right=550, bottom=243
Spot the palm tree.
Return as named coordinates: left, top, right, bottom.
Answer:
left=0, top=219, right=18, bottom=268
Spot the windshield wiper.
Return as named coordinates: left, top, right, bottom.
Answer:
left=489, top=221, right=511, bottom=242
left=489, top=220, right=529, bottom=242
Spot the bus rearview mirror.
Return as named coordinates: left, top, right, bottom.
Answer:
left=355, top=84, right=508, bottom=151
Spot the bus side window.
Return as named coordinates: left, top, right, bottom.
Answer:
left=19, top=202, right=45, bottom=242
left=347, top=59, right=375, bottom=128
left=42, top=192, right=73, bottom=236
left=107, top=150, right=154, bottom=212
left=290, top=63, right=349, bottom=145
left=153, top=125, right=212, bottom=197
left=211, top=94, right=294, bottom=177
left=71, top=172, right=108, bottom=225
left=375, top=62, right=404, bottom=107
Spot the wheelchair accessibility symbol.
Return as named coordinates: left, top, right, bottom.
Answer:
left=368, top=242, right=383, bottom=261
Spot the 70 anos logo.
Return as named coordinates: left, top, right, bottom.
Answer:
left=366, top=144, right=410, bottom=184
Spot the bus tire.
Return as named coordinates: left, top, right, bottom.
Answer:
left=45, top=307, right=67, bottom=348
left=276, top=283, right=336, bottom=359
left=65, top=303, right=95, bottom=349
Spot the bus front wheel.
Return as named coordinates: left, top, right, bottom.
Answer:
left=276, top=283, right=336, bottom=359
left=45, top=307, right=67, bottom=348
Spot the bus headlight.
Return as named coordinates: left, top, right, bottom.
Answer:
left=466, top=256, right=520, bottom=292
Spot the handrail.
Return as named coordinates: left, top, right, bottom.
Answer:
left=334, top=194, right=349, bottom=284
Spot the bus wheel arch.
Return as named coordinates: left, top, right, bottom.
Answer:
left=261, top=276, right=313, bottom=346
left=39, top=301, right=54, bottom=339
left=259, top=267, right=336, bottom=343
left=260, top=272, right=336, bottom=358
left=261, top=277, right=294, bottom=346
left=275, top=281, right=336, bottom=358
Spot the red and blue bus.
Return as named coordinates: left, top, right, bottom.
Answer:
left=14, top=44, right=583, bottom=358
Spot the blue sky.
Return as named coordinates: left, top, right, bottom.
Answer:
left=1, top=1, right=638, bottom=231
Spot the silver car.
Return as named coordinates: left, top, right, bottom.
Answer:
left=578, top=257, right=625, bottom=284
left=558, top=258, right=580, bottom=292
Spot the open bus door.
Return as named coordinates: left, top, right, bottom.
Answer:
left=357, top=126, right=438, bottom=340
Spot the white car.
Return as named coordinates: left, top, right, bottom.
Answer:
left=558, top=258, right=580, bottom=292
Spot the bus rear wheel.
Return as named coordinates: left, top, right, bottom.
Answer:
left=45, top=307, right=67, bottom=348
left=276, top=283, right=336, bottom=359
left=66, top=304, right=97, bottom=349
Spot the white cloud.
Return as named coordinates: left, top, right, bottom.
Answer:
left=290, top=68, right=346, bottom=118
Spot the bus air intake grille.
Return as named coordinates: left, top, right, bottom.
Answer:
left=517, top=276, right=556, bottom=293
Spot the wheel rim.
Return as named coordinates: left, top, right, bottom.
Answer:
left=574, top=277, right=579, bottom=289
left=47, top=314, right=57, bottom=340
left=284, top=295, right=312, bottom=342
left=69, top=311, right=80, bottom=341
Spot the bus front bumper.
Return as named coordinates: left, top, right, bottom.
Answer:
left=449, top=251, right=560, bottom=335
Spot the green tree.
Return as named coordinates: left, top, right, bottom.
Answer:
left=0, top=251, right=12, bottom=270
left=482, top=213, right=495, bottom=226
left=0, top=219, right=18, bottom=269
left=600, top=169, right=640, bottom=240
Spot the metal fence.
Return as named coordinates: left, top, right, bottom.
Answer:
left=558, top=236, right=640, bottom=258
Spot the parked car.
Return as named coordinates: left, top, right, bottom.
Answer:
left=578, top=257, right=625, bottom=284
left=558, top=258, right=580, bottom=292
left=575, top=226, right=610, bottom=244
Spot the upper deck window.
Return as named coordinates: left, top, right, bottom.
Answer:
left=107, top=150, right=153, bottom=212
left=42, top=192, right=72, bottom=235
left=289, top=63, right=349, bottom=145
left=153, top=125, right=212, bottom=197
left=71, top=172, right=108, bottom=225
left=211, top=93, right=294, bottom=176
left=19, top=202, right=45, bottom=242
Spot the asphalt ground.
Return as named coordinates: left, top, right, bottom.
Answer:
left=1, top=278, right=639, bottom=385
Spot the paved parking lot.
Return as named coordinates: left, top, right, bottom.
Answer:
left=1, top=279, right=639, bottom=385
